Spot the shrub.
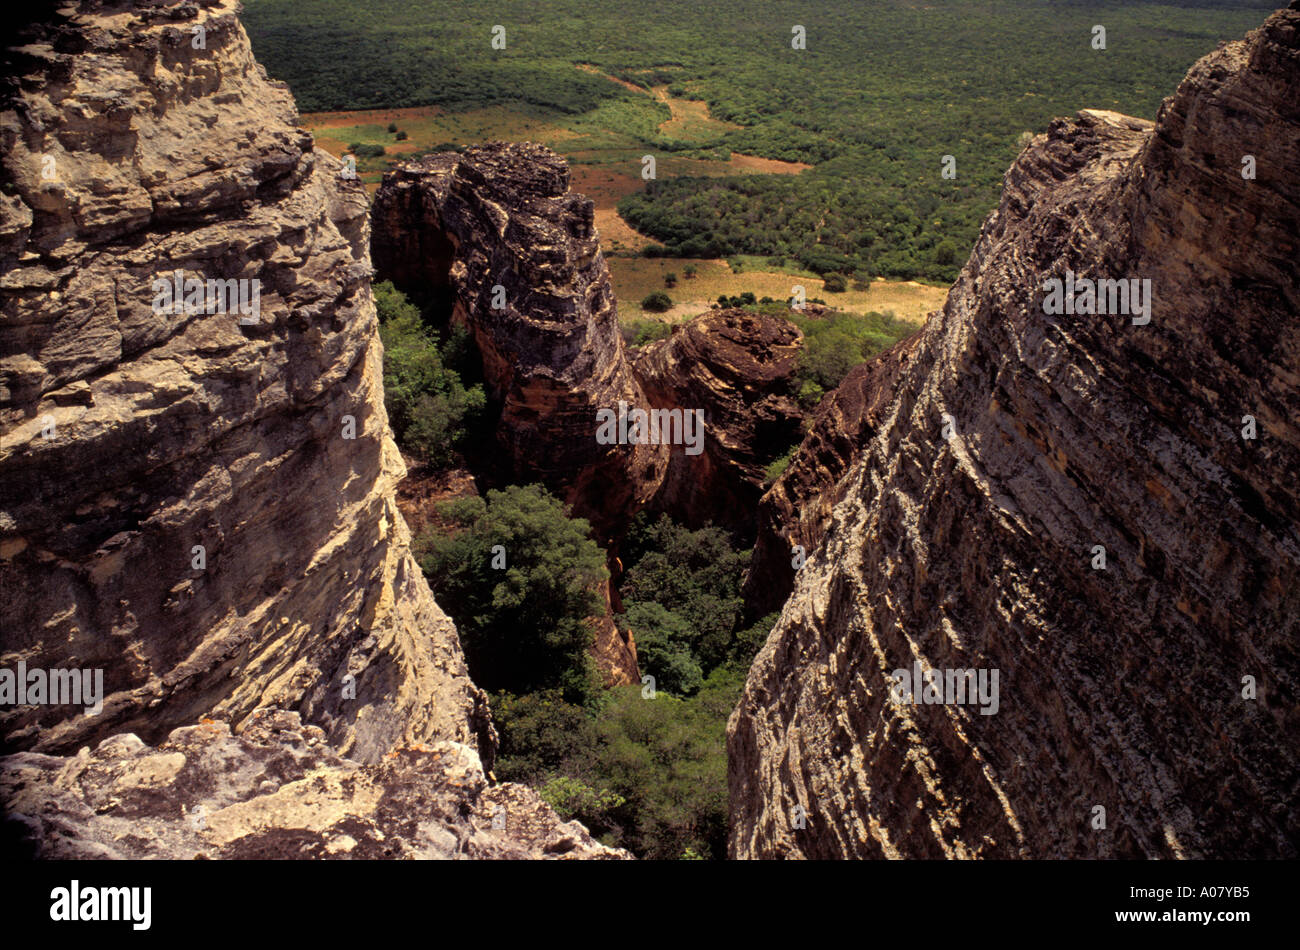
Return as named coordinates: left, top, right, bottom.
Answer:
left=620, top=318, right=672, bottom=347
left=414, top=485, right=608, bottom=704
left=640, top=291, right=672, bottom=313
left=822, top=273, right=848, bottom=293
left=763, top=447, right=797, bottom=485
left=395, top=130, right=408, bottom=141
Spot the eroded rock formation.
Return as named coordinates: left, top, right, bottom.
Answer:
left=742, top=333, right=921, bottom=617
left=371, top=150, right=806, bottom=545
left=0, top=0, right=493, bottom=765
left=635, top=309, right=803, bottom=537
left=2, top=708, right=625, bottom=859
left=372, top=146, right=665, bottom=544
left=0, top=0, right=628, bottom=861
left=729, top=5, right=1300, bottom=859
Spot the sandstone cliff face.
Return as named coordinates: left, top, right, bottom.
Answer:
left=742, top=333, right=921, bottom=617
left=0, top=0, right=498, bottom=764
left=372, top=146, right=666, bottom=545
left=729, top=6, right=1300, bottom=859
left=372, top=150, right=806, bottom=545
left=2, top=708, right=625, bottom=859
left=635, top=309, right=803, bottom=537
left=0, top=0, right=628, bottom=861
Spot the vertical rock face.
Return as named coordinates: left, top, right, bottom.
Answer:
left=371, top=150, right=806, bottom=687
left=634, top=309, right=803, bottom=537
left=741, top=333, right=921, bottom=617
left=372, top=146, right=666, bottom=544
left=0, top=0, right=491, bottom=765
left=729, top=6, right=1300, bottom=859
left=371, top=149, right=807, bottom=545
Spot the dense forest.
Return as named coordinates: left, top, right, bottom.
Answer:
left=243, top=0, right=1271, bottom=280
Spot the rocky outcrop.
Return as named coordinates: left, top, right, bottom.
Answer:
left=729, top=5, right=1300, bottom=859
left=372, top=146, right=665, bottom=544
left=0, top=0, right=498, bottom=764
left=1, top=708, right=626, bottom=859
left=742, top=333, right=920, bottom=616
left=372, top=150, right=806, bottom=545
left=634, top=309, right=803, bottom=537
left=0, top=0, right=629, bottom=862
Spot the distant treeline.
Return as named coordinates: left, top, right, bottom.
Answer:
left=243, top=0, right=1273, bottom=281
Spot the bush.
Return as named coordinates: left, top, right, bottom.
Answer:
left=788, top=309, right=917, bottom=396
left=374, top=281, right=484, bottom=467
left=763, top=447, right=797, bottom=484
left=620, top=318, right=672, bottom=347
left=348, top=142, right=385, bottom=158
left=415, top=484, right=608, bottom=704
left=640, top=291, right=673, bottom=313
left=623, top=601, right=703, bottom=696
left=538, top=776, right=626, bottom=827
left=663, top=272, right=677, bottom=288
left=682, top=263, right=698, bottom=278
left=395, top=130, right=408, bottom=141
left=822, top=273, right=848, bottom=293
left=387, top=121, right=398, bottom=132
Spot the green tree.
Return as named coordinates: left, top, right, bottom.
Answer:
left=375, top=280, right=485, bottom=467
left=640, top=291, right=673, bottom=313
left=415, top=484, right=608, bottom=703
left=619, top=515, right=749, bottom=675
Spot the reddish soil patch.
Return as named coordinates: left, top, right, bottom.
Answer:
left=395, top=463, right=480, bottom=538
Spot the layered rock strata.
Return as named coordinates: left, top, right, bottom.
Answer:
left=729, top=5, right=1300, bottom=859
left=372, top=150, right=806, bottom=544
left=372, top=146, right=665, bottom=543
left=634, top=308, right=803, bottom=536
left=0, top=0, right=496, bottom=764
left=0, top=0, right=628, bottom=861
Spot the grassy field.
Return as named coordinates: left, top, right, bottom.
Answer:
left=299, top=96, right=932, bottom=325
left=608, top=256, right=945, bottom=323
left=299, top=80, right=868, bottom=324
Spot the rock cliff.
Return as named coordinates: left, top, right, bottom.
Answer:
left=371, top=150, right=805, bottom=545
left=634, top=309, right=803, bottom=537
left=372, top=146, right=665, bottom=544
left=729, top=5, right=1300, bottom=859
left=0, top=0, right=494, bottom=765
left=0, top=0, right=630, bottom=861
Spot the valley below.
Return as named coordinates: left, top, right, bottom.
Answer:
left=0, top=0, right=1296, bottom=864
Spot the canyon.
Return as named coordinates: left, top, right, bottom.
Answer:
left=0, top=0, right=620, bottom=858
left=1, top=0, right=1297, bottom=862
